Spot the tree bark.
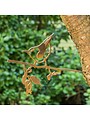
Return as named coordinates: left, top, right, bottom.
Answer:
left=61, top=15, right=90, bottom=85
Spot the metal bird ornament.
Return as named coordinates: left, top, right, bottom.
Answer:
left=23, top=33, right=54, bottom=63
left=8, top=33, right=82, bottom=95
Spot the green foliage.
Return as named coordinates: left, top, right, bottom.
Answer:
left=0, top=15, right=88, bottom=105
left=84, top=89, right=90, bottom=105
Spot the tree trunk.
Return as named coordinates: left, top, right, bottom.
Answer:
left=61, top=15, right=90, bottom=85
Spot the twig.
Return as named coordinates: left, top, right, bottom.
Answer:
left=8, top=59, right=82, bottom=73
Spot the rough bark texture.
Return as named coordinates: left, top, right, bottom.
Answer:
left=61, top=15, right=90, bottom=85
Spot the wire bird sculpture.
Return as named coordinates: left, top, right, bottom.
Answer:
left=8, top=33, right=82, bottom=95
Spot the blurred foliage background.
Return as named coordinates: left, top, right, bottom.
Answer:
left=0, top=15, right=89, bottom=105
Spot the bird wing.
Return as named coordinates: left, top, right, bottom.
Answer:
left=36, top=33, right=54, bottom=58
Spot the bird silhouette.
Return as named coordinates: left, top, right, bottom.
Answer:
left=23, top=33, right=54, bottom=59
